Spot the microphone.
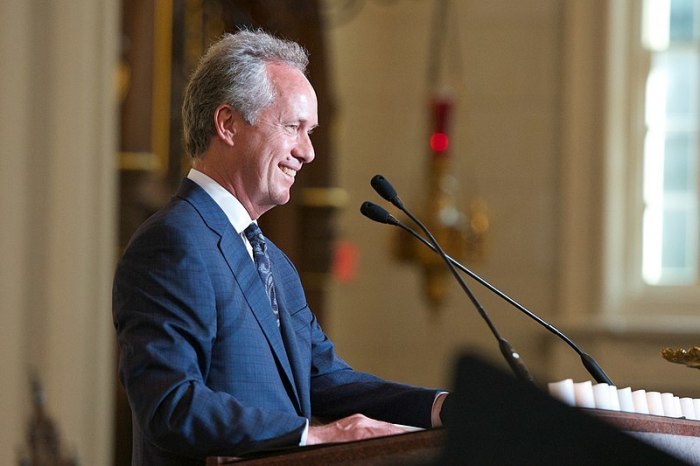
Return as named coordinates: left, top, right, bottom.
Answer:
left=361, top=198, right=613, bottom=386
left=364, top=179, right=534, bottom=384
left=360, top=201, right=400, bottom=226
left=370, top=175, right=404, bottom=209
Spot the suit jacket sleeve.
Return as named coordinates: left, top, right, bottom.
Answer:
left=270, top=248, right=440, bottom=429
left=307, top=313, right=438, bottom=427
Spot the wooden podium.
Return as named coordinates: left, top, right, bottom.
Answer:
left=588, top=410, right=700, bottom=464
left=206, top=409, right=700, bottom=465
left=206, top=428, right=444, bottom=465
left=207, top=355, right=699, bottom=465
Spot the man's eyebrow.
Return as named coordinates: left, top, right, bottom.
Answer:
left=298, top=118, right=318, bottom=130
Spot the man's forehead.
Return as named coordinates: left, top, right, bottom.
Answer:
left=266, top=61, right=306, bottom=82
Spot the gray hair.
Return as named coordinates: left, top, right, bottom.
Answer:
left=182, top=29, right=309, bottom=158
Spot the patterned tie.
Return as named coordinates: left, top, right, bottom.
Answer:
left=244, top=223, right=280, bottom=327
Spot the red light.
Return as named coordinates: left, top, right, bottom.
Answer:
left=430, top=132, right=449, bottom=152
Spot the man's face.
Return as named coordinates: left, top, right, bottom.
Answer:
left=231, top=63, right=318, bottom=219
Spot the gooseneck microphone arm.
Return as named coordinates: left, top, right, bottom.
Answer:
left=365, top=177, right=534, bottom=384
left=360, top=198, right=613, bottom=386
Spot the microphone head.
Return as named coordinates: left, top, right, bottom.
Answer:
left=370, top=175, right=403, bottom=208
left=360, top=201, right=398, bottom=225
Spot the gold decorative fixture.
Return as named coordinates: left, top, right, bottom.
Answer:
left=662, top=346, right=700, bottom=369
left=392, top=0, right=489, bottom=309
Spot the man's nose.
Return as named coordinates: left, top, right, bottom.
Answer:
left=293, top=133, right=315, bottom=163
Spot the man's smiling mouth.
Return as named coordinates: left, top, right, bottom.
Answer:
left=280, top=166, right=297, bottom=177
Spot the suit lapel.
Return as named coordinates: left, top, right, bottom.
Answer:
left=176, top=180, right=303, bottom=413
left=278, top=305, right=310, bottom=418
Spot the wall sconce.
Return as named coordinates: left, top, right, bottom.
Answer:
left=392, top=95, right=489, bottom=309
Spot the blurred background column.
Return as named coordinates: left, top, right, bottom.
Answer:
left=0, top=1, right=119, bottom=465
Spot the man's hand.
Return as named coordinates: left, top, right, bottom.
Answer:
left=306, top=414, right=410, bottom=445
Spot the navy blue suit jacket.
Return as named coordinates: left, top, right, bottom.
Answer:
left=113, top=179, right=438, bottom=465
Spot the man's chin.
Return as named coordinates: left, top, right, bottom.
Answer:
left=273, top=191, right=291, bottom=207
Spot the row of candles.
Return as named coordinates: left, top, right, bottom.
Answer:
left=548, top=379, right=700, bottom=420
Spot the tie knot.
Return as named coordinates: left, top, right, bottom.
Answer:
left=244, top=223, right=265, bottom=247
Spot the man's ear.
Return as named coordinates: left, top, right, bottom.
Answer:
left=213, top=103, right=238, bottom=146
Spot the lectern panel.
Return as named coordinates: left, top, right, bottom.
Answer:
left=439, top=354, right=690, bottom=465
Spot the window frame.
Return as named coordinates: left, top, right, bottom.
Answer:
left=619, top=0, right=700, bottom=316
left=559, top=0, right=700, bottom=330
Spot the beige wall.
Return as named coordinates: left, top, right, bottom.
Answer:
left=0, top=1, right=118, bottom=465
left=324, top=0, right=566, bottom=387
left=323, top=0, right=700, bottom=397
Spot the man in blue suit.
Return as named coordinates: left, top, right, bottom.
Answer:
left=113, top=29, right=446, bottom=465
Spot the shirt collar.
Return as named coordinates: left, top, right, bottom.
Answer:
left=186, top=168, right=254, bottom=234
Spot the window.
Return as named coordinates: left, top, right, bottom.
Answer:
left=641, top=0, right=700, bottom=286
left=596, top=0, right=700, bottom=319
